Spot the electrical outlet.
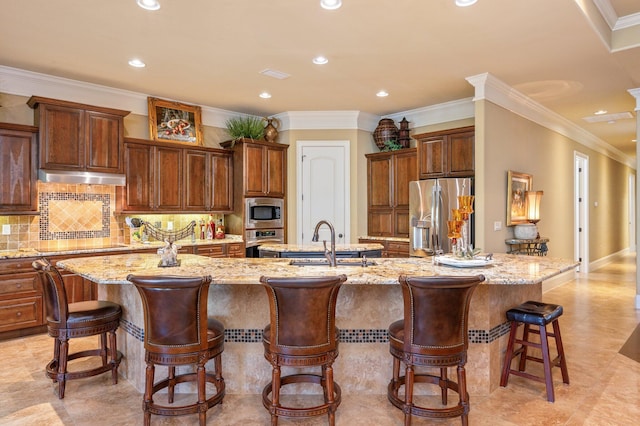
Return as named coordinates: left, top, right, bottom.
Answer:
left=493, top=221, right=502, bottom=231
left=2, top=224, right=10, bottom=235
left=167, top=221, right=174, bottom=230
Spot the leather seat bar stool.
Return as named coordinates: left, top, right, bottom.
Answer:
left=500, top=300, right=569, bottom=402
left=127, top=274, right=225, bottom=426
left=260, top=274, right=347, bottom=426
left=388, top=274, right=484, bottom=426
left=32, top=258, right=123, bottom=399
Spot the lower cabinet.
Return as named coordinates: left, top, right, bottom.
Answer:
left=358, top=239, right=409, bottom=258
left=195, top=242, right=245, bottom=258
left=261, top=250, right=382, bottom=259
left=0, top=258, right=44, bottom=337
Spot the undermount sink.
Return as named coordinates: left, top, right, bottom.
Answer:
left=289, top=258, right=378, bottom=267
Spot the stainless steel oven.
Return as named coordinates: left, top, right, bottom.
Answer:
left=245, top=197, right=284, bottom=229
left=245, top=228, right=284, bottom=257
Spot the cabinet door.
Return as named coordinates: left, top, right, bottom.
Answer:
left=155, top=146, right=183, bottom=210
left=394, top=209, right=410, bottom=237
left=448, top=131, right=474, bottom=176
left=184, top=149, right=210, bottom=211
left=0, top=127, right=38, bottom=213
left=393, top=150, right=417, bottom=208
left=120, top=142, right=154, bottom=211
left=265, top=146, right=286, bottom=197
left=368, top=155, right=392, bottom=208
left=211, top=152, right=233, bottom=211
left=85, top=111, right=123, bottom=173
left=244, top=144, right=266, bottom=196
left=417, top=137, right=445, bottom=179
left=39, top=104, right=85, bottom=170
left=368, top=210, right=394, bottom=236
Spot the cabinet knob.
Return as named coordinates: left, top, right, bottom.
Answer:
left=16, top=283, right=22, bottom=289
left=338, top=233, right=343, bottom=238
left=16, top=311, right=22, bottom=317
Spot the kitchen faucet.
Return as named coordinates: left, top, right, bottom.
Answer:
left=312, top=220, right=336, bottom=267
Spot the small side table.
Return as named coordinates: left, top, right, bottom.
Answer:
left=505, top=237, right=549, bottom=256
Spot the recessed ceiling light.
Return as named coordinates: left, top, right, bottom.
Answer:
left=320, top=0, right=342, bottom=10
left=313, top=56, right=328, bottom=65
left=259, top=92, right=272, bottom=99
left=376, top=90, right=389, bottom=98
left=137, top=0, right=160, bottom=11
left=128, top=59, right=146, bottom=68
left=455, top=0, right=478, bottom=6
left=632, top=139, right=637, bottom=143
left=594, top=109, right=607, bottom=115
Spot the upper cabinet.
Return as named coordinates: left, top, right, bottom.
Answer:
left=0, top=123, right=38, bottom=214
left=27, top=96, right=129, bottom=173
left=366, top=148, right=417, bottom=237
left=221, top=139, right=288, bottom=198
left=414, top=126, right=474, bottom=179
left=117, top=138, right=233, bottom=213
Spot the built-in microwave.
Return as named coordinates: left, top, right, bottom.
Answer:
left=245, top=197, right=284, bottom=229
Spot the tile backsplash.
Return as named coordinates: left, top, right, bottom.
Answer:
left=0, top=182, right=223, bottom=251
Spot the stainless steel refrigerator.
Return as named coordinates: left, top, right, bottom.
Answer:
left=409, top=178, right=473, bottom=257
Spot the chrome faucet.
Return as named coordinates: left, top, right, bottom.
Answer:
left=312, top=220, right=336, bottom=267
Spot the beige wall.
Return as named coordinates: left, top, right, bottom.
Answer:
left=475, top=100, right=632, bottom=260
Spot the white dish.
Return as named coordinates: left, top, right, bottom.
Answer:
left=434, top=256, right=493, bottom=268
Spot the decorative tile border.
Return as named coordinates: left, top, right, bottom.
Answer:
left=120, top=320, right=512, bottom=345
left=39, top=192, right=111, bottom=241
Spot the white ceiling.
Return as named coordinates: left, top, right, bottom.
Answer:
left=1, top=0, right=639, bottom=158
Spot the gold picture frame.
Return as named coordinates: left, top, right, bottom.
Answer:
left=507, top=170, right=532, bottom=226
left=147, top=97, right=203, bottom=145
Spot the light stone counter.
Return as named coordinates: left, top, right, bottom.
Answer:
left=258, top=243, right=384, bottom=253
left=58, top=253, right=578, bottom=397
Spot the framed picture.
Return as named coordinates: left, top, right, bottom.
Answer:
left=148, top=97, right=203, bottom=145
left=507, top=170, right=532, bottom=225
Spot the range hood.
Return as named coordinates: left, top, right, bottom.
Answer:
left=38, top=170, right=126, bottom=186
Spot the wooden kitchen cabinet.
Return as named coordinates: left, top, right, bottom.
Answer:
left=358, top=238, right=410, bottom=258
left=195, top=242, right=245, bottom=258
left=118, top=138, right=233, bottom=213
left=0, top=258, right=44, bottom=337
left=184, top=148, right=233, bottom=212
left=366, top=148, right=416, bottom=237
left=0, top=123, right=38, bottom=214
left=28, top=96, right=129, bottom=173
left=222, top=139, right=288, bottom=198
left=414, top=126, right=474, bottom=179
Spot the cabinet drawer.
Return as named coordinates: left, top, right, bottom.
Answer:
left=0, top=296, right=43, bottom=332
left=227, top=243, right=244, bottom=258
left=0, top=259, right=37, bottom=274
left=0, top=273, right=38, bottom=296
left=196, top=245, right=226, bottom=258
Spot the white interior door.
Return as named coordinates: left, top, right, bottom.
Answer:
left=574, top=152, right=589, bottom=272
left=297, top=141, right=350, bottom=245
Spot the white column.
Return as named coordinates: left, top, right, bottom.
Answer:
left=629, top=88, right=640, bottom=309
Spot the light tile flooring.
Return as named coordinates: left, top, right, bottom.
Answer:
left=1, top=254, right=639, bottom=425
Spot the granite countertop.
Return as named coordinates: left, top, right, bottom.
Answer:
left=259, top=243, right=384, bottom=253
left=0, top=235, right=244, bottom=260
left=57, top=253, right=579, bottom=286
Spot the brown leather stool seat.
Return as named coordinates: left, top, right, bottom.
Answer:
left=33, top=258, right=123, bottom=399
left=260, top=274, right=347, bottom=426
left=388, top=274, right=484, bottom=426
left=500, top=300, right=569, bottom=402
left=127, top=274, right=225, bottom=426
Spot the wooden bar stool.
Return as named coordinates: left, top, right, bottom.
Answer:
left=388, top=274, right=484, bottom=426
left=259, top=274, right=347, bottom=426
left=500, top=300, right=570, bottom=402
left=127, top=274, right=225, bottom=426
left=32, top=258, right=123, bottom=399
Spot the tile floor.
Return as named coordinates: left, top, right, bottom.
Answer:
left=1, top=254, right=639, bottom=425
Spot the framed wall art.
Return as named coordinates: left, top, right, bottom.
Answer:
left=506, top=170, right=532, bottom=226
left=147, top=97, right=203, bottom=145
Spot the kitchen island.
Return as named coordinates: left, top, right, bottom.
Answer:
left=58, top=253, right=578, bottom=397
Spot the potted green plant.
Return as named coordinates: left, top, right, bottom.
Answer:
left=225, top=116, right=265, bottom=145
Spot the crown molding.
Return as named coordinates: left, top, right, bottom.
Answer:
left=386, top=98, right=474, bottom=129
left=278, top=110, right=380, bottom=131
left=467, top=72, right=635, bottom=168
left=629, top=88, right=640, bottom=111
